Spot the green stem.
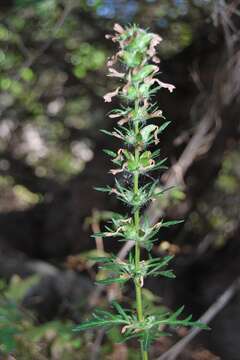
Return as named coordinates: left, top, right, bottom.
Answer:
left=133, top=121, right=148, bottom=360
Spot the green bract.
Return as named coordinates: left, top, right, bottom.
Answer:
left=74, top=24, right=209, bottom=359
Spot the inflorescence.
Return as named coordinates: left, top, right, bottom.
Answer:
left=74, top=24, right=209, bottom=360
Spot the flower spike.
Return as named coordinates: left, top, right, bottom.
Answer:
left=74, top=24, right=209, bottom=359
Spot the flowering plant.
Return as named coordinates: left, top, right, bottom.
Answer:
left=75, top=24, right=208, bottom=360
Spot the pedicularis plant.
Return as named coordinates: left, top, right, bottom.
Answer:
left=75, top=24, right=209, bottom=359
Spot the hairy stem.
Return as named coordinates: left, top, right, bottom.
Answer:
left=134, top=119, right=148, bottom=360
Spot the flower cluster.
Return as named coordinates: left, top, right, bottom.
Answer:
left=74, top=24, right=208, bottom=359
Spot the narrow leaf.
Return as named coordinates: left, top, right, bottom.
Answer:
left=161, top=220, right=184, bottom=228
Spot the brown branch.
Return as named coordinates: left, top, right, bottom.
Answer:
left=90, top=328, right=106, bottom=360
left=155, top=277, right=240, bottom=360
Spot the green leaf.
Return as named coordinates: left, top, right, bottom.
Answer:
left=170, top=306, right=185, bottom=320
left=6, top=275, right=39, bottom=302
left=0, top=327, right=18, bottom=352
left=100, top=129, right=114, bottom=137
left=103, top=149, right=117, bottom=157
left=161, top=220, right=184, bottom=227
left=128, top=32, right=152, bottom=51
left=139, top=151, right=152, bottom=167
left=142, top=330, right=150, bottom=351
left=122, top=50, right=143, bottom=68
left=94, top=186, right=111, bottom=193
left=91, top=232, right=110, bottom=238
left=20, top=67, right=34, bottom=82
left=112, top=301, right=130, bottom=322
left=150, top=157, right=168, bottom=171
left=73, top=306, right=129, bottom=333
left=73, top=319, right=105, bottom=331
left=96, top=277, right=127, bottom=285
left=155, top=306, right=210, bottom=331
left=132, top=65, right=157, bottom=82
left=159, top=270, right=176, bottom=279
left=140, top=125, right=157, bottom=143
left=90, top=256, right=112, bottom=263
left=158, top=121, right=171, bottom=133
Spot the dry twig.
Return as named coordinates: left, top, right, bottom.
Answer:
left=155, top=277, right=240, bottom=360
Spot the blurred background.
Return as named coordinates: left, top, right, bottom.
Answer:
left=0, top=0, right=240, bottom=359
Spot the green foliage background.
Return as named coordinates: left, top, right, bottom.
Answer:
left=1, top=0, right=240, bottom=359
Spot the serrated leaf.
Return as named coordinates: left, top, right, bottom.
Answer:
left=154, top=306, right=210, bottom=331
left=170, top=306, right=185, bottom=320
left=73, top=306, right=129, bottom=333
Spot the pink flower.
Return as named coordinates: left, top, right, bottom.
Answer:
left=109, top=113, right=122, bottom=118
left=103, top=87, right=120, bottom=102
left=157, top=80, right=175, bottom=93
left=113, top=23, right=125, bottom=34
left=147, top=78, right=175, bottom=93
left=148, top=34, right=162, bottom=57
left=152, top=56, right=160, bottom=64
left=151, top=110, right=163, bottom=118
left=107, top=68, right=125, bottom=78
